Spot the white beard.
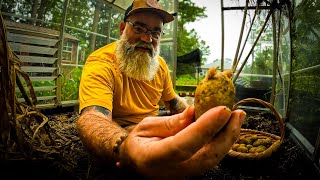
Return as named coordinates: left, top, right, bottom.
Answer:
left=115, top=31, right=160, bottom=81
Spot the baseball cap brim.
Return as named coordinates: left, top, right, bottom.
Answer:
left=125, top=8, right=174, bottom=23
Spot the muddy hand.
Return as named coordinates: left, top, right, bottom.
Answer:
left=118, top=106, right=246, bottom=179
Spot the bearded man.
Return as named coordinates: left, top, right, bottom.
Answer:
left=77, top=0, right=246, bottom=179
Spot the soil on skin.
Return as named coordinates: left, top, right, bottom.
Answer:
left=1, top=110, right=320, bottom=179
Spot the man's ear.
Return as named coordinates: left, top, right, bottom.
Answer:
left=120, top=21, right=126, bottom=35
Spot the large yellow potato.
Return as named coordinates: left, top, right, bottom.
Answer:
left=194, top=67, right=235, bottom=120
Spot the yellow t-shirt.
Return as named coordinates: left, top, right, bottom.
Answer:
left=79, top=41, right=176, bottom=126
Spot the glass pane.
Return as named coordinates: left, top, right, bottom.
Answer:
left=289, top=0, right=320, bottom=147
left=224, top=8, right=274, bottom=104
left=291, top=0, right=320, bottom=71
left=113, top=0, right=133, bottom=10
left=61, top=66, right=83, bottom=101
left=160, top=41, right=174, bottom=72
left=288, top=66, right=320, bottom=146
left=160, top=0, right=176, bottom=83
left=62, top=0, right=124, bottom=101
left=222, top=0, right=271, bottom=8
left=274, top=9, right=291, bottom=117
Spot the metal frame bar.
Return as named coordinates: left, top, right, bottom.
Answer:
left=172, top=0, right=178, bottom=89
left=236, top=6, right=259, bottom=70
left=233, top=9, right=273, bottom=82
left=220, top=0, right=225, bottom=71
left=313, top=129, right=320, bottom=166
left=0, top=12, right=118, bottom=40
left=287, top=123, right=315, bottom=157
left=291, top=64, right=320, bottom=75
left=223, top=6, right=271, bottom=10
left=232, top=0, right=249, bottom=72
left=56, top=0, right=69, bottom=106
left=271, top=11, right=277, bottom=105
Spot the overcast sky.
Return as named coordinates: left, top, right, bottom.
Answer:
left=185, top=0, right=253, bottom=65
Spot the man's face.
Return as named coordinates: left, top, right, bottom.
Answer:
left=115, top=12, right=164, bottom=81
left=123, top=11, right=163, bottom=52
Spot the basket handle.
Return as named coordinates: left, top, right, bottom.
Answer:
left=232, top=98, right=285, bottom=142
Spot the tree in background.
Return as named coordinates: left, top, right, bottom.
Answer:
left=177, top=0, right=210, bottom=65
left=176, top=0, right=210, bottom=82
left=250, top=47, right=273, bottom=75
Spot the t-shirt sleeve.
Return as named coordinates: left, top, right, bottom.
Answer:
left=160, top=58, right=177, bottom=102
left=78, top=56, right=114, bottom=113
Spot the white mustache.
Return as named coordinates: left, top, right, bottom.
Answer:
left=125, top=42, right=155, bottom=57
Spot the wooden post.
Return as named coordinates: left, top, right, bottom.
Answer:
left=232, top=0, right=248, bottom=73
left=285, top=2, right=293, bottom=121
left=0, top=13, right=11, bottom=148
left=107, top=9, right=112, bottom=44
left=271, top=11, right=278, bottom=105
left=237, top=5, right=259, bottom=66
left=172, top=0, right=178, bottom=89
left=90, top=0, right=101, bottom=52
left=220, top=0, right=225, bottom=71
left=57, top=0, right=69, bottom=106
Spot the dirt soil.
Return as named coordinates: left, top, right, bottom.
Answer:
left=189, top=111, right=320, bottom=180
left=1, top=110, right=320, bottom=179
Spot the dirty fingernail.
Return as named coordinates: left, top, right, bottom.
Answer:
left=224, top=106, right=231, bottom=112
left=239, top=111, right=246, bottom=125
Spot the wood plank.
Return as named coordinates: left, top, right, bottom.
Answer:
left=36, top=103, right=56, bottom=109
left=7, top=33, right=58, bottom=46
left=16, top=86, right=57, bottom=92
left=61, top=100, right=78, bottom=106
left=18, top=55, right=57, bottom=64
left=9, top=42, right=58, bottom=55
left=37, top=96, right=56, bottom=101
left=29, top=76, right=57, bottom=82
left=36, top=100, right=78, bottom=109
left=21, top=66, right=57, bottom=73
left=18, top=95, right=56, bottom=102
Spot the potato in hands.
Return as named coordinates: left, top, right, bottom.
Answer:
left=194, top=67, right=236, bottom=120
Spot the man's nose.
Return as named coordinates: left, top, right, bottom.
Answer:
left=140, top=32, right=153, bottom=43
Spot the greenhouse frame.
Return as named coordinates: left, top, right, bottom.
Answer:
left=0, top=0, right=319, bottom=179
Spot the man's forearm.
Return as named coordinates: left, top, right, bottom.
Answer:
left=164, top=95, right=189, bottom=114
left=76, top=113, right=127, bottom=162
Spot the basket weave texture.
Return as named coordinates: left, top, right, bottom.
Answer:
left=228, top=98, right=285, bottom=160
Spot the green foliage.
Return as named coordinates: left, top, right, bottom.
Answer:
left=292, top=0, right=320, bottom=70
left=178, top=0, right=207, bottom=26
left=16, top=80, right=56, bottom=98
left=252, top=47, right=273, bottom=75
left=61, top=67, right=83, bottom=101
left=16, top=67, right=83, bottom=102
left=175, top=74, right=202, bottom=93
left=291, top=0, right=320, bottom=96
left=177, top=0, right=210, bottom=66
left=0, top=0, right=19, bottom=15
left=176, top=74, right=203, bottom=85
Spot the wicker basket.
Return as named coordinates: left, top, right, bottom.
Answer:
left=227, top=98, right=285, bottom=160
